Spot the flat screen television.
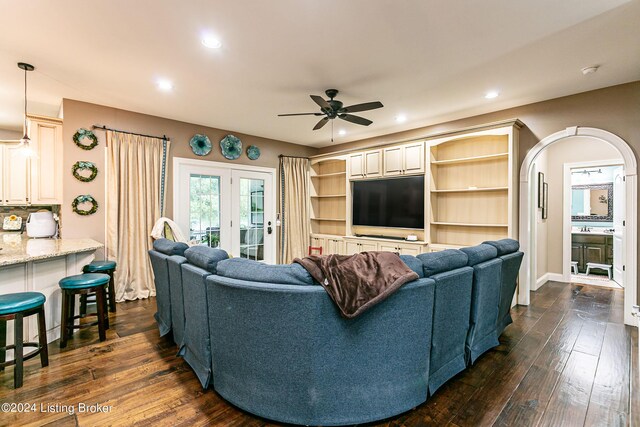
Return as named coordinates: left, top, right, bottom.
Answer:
left=352, top=176, right=424, bottom=229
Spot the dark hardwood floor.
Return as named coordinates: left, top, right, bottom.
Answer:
left=0, top=281, right=637, bottom=427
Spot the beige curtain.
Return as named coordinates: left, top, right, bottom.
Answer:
left=106, top=131, right=170, bottom=301
left=280, top=157, right=311, bottom=263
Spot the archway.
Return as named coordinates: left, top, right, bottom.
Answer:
left=519, top=126, right=637, bottom=326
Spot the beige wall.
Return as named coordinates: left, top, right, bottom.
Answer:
left=533, top=137, right=622, bottom=278
left=61, top=99, right=316, bottom=258
left=319, top=81, right=639, bottom=300
left=0, top=128, right=21, bottom=140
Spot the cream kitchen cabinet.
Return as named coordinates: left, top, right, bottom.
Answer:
left=348, top=149, right=382, bottom=179
left=383, top=142, right=425, bottom=176
left=1, top=143, right=29, bottom=205
left=0, top=115, right=62, bottom=206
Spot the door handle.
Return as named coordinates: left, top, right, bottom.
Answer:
left=267, top=221, right=272, bottom=235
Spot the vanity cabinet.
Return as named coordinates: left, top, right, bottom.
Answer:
left=571, top=233, right=613, bottom=274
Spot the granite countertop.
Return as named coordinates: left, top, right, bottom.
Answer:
left=0, top=234, right=103, bottom=267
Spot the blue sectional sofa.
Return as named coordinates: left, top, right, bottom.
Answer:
left=147, top=238, right=523, bottom=426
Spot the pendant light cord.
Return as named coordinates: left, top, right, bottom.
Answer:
left=23, top=66, right=28, bottom=134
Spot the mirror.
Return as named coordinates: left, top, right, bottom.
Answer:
left=571, top=183, right=613, bottom=222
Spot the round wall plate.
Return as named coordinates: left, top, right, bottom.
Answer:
left=220, top=135, right=242, bottom=160
left=190, top=134, right=212, bottom=156
left=246, top=145, right=261, bottom=160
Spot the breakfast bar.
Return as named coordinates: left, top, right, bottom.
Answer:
left=0, top=235, right=103, bottom=348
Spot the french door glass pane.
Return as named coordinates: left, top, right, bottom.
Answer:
left=189, top=174, right=221, bottom=248
left=239, top=178, right=264, bottom=261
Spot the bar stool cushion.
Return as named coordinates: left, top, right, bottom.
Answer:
left=83, top=260, right=117, bottom=273
left=59, top=273, right=110, bottom=289
left=0, top=292, right=46, bottom=315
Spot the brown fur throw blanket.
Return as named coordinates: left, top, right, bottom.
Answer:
left=293, top=251, right=419, bottom=318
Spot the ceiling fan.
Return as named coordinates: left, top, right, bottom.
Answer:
left=278, top=89, right=383, bottom=130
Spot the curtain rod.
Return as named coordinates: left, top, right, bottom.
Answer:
left=92, top=125, right=169, bottom=141
left=278, top=154, right=309, bottom=159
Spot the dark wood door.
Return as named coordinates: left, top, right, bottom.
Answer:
left=571, top=244, right=584, bottom=272
left=584, top=244, right=606, bottom=265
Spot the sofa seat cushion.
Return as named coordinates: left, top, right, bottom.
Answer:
left=153, top=238, right=189, bottom=256
left=184, top=246, right=229, bottom=274
left=216, top=258, right=315, bottom=286
left=460, top=244, right=498, bottom=266
left=399, top=255, right=425, bottom=278
left=417, top=249, right=468, bottom=278
left=483, top=239, right=520, bottom=256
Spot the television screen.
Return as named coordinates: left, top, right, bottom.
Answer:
left=352, top=176, right=424, bottom=229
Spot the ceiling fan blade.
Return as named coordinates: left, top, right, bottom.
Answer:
left=278, top=113, right=324, bottom=116
left=313, top=117, right=330, bottom=130
left=339, top=114, right=372, bottom=126
left=341, top=101, right=384, bottom=113
left=310, top=95, right=331, bottom=110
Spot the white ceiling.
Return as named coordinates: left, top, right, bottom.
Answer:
left=0, top=0, right=638, bottom=147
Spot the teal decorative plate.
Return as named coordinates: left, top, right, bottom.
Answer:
left=189, top=134, right=212, bottom=156
left=246, top=145, right=260, bottom=160
left=220, top=135, right=242, bottom=160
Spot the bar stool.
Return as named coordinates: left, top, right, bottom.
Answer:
left=0, top=292, right=49, bottom=388
left=59, top=273, right=110, bottom=348
left=80, top=260, right=117, bottom=316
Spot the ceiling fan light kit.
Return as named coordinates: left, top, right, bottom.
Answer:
left=279, top=89, right=383, bottom=132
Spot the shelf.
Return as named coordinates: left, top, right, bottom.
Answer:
left=310, top=194, right=346, bottom=198
left=311, top=172, right=346, bottom=178
left=431, top=186, right=508, bottom=193
left=311, top=217, right=346, bottom=222
left=431, top=152, right=508, bottom=165
left=431, top=222, right=508, bottom=228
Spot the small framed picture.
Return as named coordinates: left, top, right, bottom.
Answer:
left=542, top=182, right=549, bottom=219
left=538, top=172, right=545, bottom=208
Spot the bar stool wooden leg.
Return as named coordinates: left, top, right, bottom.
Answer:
left=60, top=291, right=69, bottom=348
left=37, top=307, right=49, bottom=367
left=95, top=287, right=107, bottom=342
left=80, top=294, right=88, bottom=318
left=108, top=271, right=116, bottom=313
left=14, top=313, right=23, bottom=389
left=68, top=294, right=76, bottom=337
left=0, top=319, right=5, bottom=371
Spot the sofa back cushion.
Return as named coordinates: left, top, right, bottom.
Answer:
left=460, top=244, right=498, bottom=266
left=399, top=255, right=425, bottom=278
left=482, top=239, right=520, bottom=256
left=153, top=238, right=189, bottom=256
left=417, top=249, right=468, bottom=278
left=216, top=258, right=315, bottom=286
left=184, top=246, right=229, bottom=274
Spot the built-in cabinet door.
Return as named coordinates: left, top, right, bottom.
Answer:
left=398, top=244, right=421, bottom=256
left=30, top=119, right=63, bottom=204
left=344, top=241, right=361, bottom=255
left=571, top=244, right=583, bottom=272
left=3, top=144, right=29, bottom=205
left=326, top=238, right=343, bottom=255
left=383, top=146, right=403, bottom=176
left=310, top=237, right=325, bottom=254
left=348, top=153, right=364, bottom=178
left=403, top=142, right=425, bottom=175
left=0, top=147, right=4, bottom=204
left=364, top=150, right=382, bottom=178
left=360, top=241, right=378, bottom=252
left=378, top=242, right=400, bottom=253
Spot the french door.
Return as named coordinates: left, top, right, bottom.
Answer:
left=174, top=158, right=276, bottom=264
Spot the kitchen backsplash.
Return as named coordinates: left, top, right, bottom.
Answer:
left=0, top=205, right=61, bottom=234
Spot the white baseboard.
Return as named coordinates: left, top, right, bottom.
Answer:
left=534, top=272, right=564, bottom=290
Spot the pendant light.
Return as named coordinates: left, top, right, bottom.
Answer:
left=17, top=62, right=35, bottom=156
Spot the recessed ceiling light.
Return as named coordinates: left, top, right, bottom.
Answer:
left=484, top=91, right=499, bottom=99
left=338, top=129, right=346, bottom=136
left=395, top=114, right=407, bottom=123
left=156, top=79, right=173, bottom=92
left=202, top=36, right=222, bottom=49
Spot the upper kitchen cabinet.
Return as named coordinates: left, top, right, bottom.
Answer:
left=28, top=115, right=63, bottom=205
left=0, top=115, right=63, bottom=206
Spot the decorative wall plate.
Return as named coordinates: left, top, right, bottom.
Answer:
left=246, top=145, right=261, bottom=160
left=189, top=134, right=212, bottom=156
left=72, top=195, right=99, bottom=216
left=73, top=128, right=99, bottom=150
left=220, top=135, right=242, bottom=160
left=72, top=161, right=98, bottom=182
